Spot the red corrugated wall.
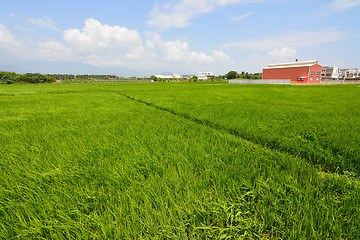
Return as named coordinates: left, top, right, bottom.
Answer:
left=263, top=64, right=322, bottom=84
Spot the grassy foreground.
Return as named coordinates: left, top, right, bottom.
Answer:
left=119, top=83, right=360, bottom=175
left=0, top=83, right=359, bottom=239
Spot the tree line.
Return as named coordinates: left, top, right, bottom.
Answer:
left=1, top=71, right=263, bottom=84
left=220, top=71, right=262, bottom=80
left=49, top=74, right=117, bottom=81
left=0, top=72, right=121, bottom=84
left=0, top=72, right=56, bottom=84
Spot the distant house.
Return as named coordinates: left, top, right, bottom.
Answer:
left=321, top=67, right=340, bottom=81
left=155, top=73, right=180, bottom=79
left=262, top=60, right=322, bottom=84
left=197, top=72, right=215, bottom=80
left=339, top=68, right=360, bottom=79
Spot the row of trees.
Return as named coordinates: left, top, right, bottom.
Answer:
left=221, top=71, right=262, bottom=80
left=1, top=71, right=263, bottom=84
left=49, top=74, right=117, bottom=81
left=0, top=72, right=121, bottom=84
left=150, top=75, right=229, bottom=83
left=0, top=72, right=56, bottom=84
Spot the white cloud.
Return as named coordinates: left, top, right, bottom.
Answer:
left=268, top=47, right=296, bottom=61
left=147, top=0, right=213, bottom=31
left=231, top=28, right=352, bottom=73
left=243, top=47, right=297, bottom=73
left=28, top=17, right=60, bottom=31
left=31, top=19, right=231, bottom=71
left=326, top=0, right=360, bottom=12
left=0, top=19, right=231, bottom=73
left=224, top=28, right=352, bottom=51
left=35, top=41, right=72, bottom=61
left=0, top=23, right=28, bottom=58
left=146, top=32, right=230, bottom=64
left=164, top=41, right=228, bottom=64
left=0, top=24, right=15, bottom=43
left=230, top=11, right=253, bottom=22
left=63, top=18, right=143, bottom=56
left=147, top=0, right=262, bottom=31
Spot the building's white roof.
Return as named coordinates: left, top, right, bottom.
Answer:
left=340, top=68, right=360, bottom=71
left=264, top=60, right=318, bottom=69
left=155, top=73, right=180, bottom=79
left=198, top=72, right=214, bottom=76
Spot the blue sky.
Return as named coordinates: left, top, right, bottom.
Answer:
left=0, top=0, right=359, bottom=76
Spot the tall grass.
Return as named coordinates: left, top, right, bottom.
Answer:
left=118, top=83, right=360, bottom=175
left=0, top=83, right=359, bottom=239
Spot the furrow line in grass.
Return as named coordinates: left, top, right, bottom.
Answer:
left=114, top=92, right=302, bottom=160
left=115, top=92, right=360, bottom=182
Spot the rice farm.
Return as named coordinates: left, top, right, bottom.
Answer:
left=1, top=82, right=359, bottom=239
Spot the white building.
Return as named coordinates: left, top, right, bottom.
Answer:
left=339, top=68, right=360, bottom=79
left=321, top=67, right=340, bottom=81
left=155, top=73, right=181, bottom=79
left=197, top=72, right=215, bottom=80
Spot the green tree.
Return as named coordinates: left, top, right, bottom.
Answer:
left=150, top=75, right=158, bottom=82
left=226, top=71, right=237, bottom=79
left=0, top=71, right=18, bottom=84
left=45, top=75, right=56, bottom=83
left=18, top=73, right=46, bottom=83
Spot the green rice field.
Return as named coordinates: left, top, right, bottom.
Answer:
left=1, top=82, right=359, bottom=239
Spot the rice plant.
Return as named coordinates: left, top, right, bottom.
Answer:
left=0, top=83, right=359, bottom=239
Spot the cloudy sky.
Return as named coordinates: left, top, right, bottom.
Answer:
left=0, top=0, right=359, bottom=76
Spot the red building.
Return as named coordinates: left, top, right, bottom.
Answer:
left=262, top=60, right=322, bottom=84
